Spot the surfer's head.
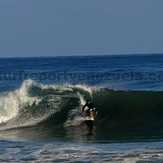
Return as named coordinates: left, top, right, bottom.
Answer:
left=87, top=100, right=91, bottom=104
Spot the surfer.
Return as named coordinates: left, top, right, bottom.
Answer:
left=82, top=100, right=97, bottom=133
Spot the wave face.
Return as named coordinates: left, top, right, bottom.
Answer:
left=0, top=80, right=163, bottom=142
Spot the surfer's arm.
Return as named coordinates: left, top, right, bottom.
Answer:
left=82, top=104, right=86, bottom=114
left=92, top=104, right=97, bottom=115
left=93, top=107, right=97, bottom=115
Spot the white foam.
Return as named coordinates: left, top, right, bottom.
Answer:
left=74, top=84, right=93, bottom=95
left=40, top=83, right=74, bottom=92
left=64, top=92, right=86, bottom=127
left=77, top=92, right=86, bottom=106
left=0, top=79, right=40, bottom=124
left=0, top=79, right=96, bottom=129
left=38, top=82, right=94, bottom=96
left=0, top=141, right=162, bottom=162
left=64, top=113, right=85, bottom=127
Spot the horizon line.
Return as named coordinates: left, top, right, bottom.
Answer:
left=0, top=53, right=163, bottom=59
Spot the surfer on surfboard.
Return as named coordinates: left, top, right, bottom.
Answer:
left=82, top=100, right=97, bottom=133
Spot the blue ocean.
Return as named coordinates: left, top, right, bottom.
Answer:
left=0, top=54, right=163, bottom=162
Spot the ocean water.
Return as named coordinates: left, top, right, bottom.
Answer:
left=0, top=54, right=163, bottom=162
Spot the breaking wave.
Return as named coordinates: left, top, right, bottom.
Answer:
left=0, top=79, right=163, bottom=142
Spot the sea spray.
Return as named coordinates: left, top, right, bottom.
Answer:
left=0, top=79, right=38, bottom=124
left=64, top=92, right=87, bottom=127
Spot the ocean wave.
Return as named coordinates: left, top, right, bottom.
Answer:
left=0, top=79, right=163, bottom=141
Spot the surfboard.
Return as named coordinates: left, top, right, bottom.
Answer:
left=82, top=116, right=96, bottom=136
left=85, top=116, right=94, bottom=121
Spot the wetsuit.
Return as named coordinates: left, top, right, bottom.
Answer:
left=82, top=102, right=96, bottom=117
left=82, top=102, right=97, bottom=132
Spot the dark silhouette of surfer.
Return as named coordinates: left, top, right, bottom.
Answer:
left=82, top=100, right=97, bottom=133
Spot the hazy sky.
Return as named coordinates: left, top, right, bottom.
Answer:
left=0, top=0, right=163, bottom=57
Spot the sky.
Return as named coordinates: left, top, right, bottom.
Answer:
left=0, top=0, right=163, bottom=57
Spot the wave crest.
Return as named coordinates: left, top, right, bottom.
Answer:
left=1, top=79, right=163, bottom=142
